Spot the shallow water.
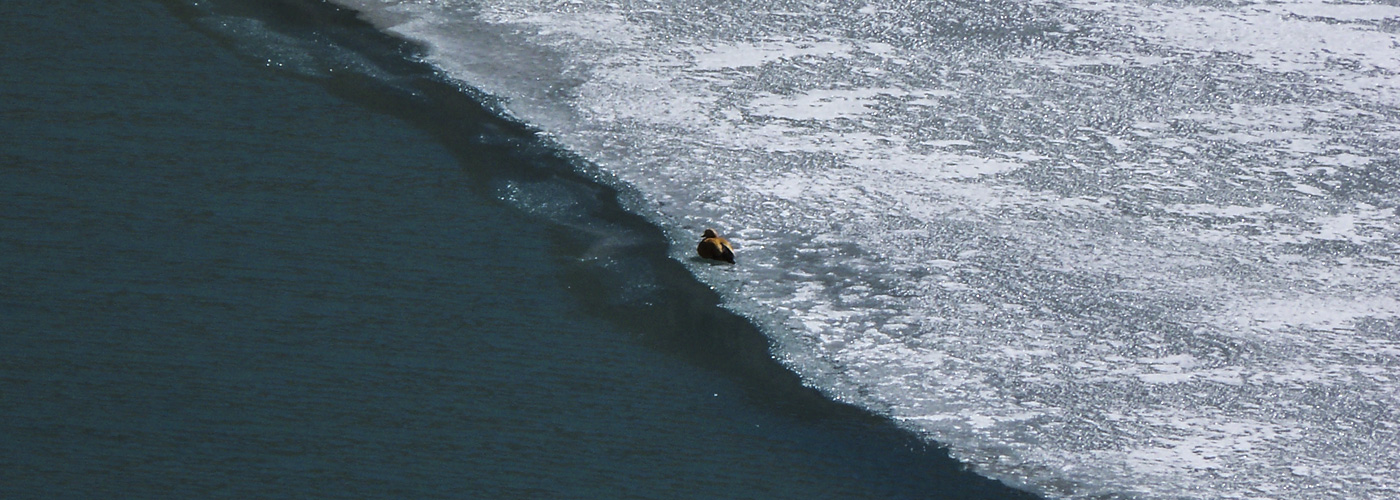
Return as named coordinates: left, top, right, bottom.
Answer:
left=0, top=1, right=1039, bottom=498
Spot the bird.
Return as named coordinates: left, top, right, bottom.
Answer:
left=696, top=228, right=735, bottom=263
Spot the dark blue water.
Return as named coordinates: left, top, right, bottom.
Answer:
left=0, top=1, right=1040, bottom=498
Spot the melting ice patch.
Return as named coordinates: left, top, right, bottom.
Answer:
left=1070, top=0, right=1400, bottom=102
left=691, top=38, right=854, bottom=70
left=333, top=0, right=1399, bottom=499
left=747, top=88, right=898, bottom=121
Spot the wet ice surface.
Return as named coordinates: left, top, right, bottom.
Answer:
left=334, top=0, right=1399, bottom=498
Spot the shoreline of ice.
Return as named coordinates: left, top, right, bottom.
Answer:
left=330, top=1, right=1398, bottom=498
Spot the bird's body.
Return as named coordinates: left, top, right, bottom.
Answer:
left=697, top=229, right=735, bottom=263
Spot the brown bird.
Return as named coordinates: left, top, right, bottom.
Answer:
left=697, top=228, right=735, bottom=263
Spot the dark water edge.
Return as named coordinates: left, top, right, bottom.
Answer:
left=0, top=1, right=1042, bottom=499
